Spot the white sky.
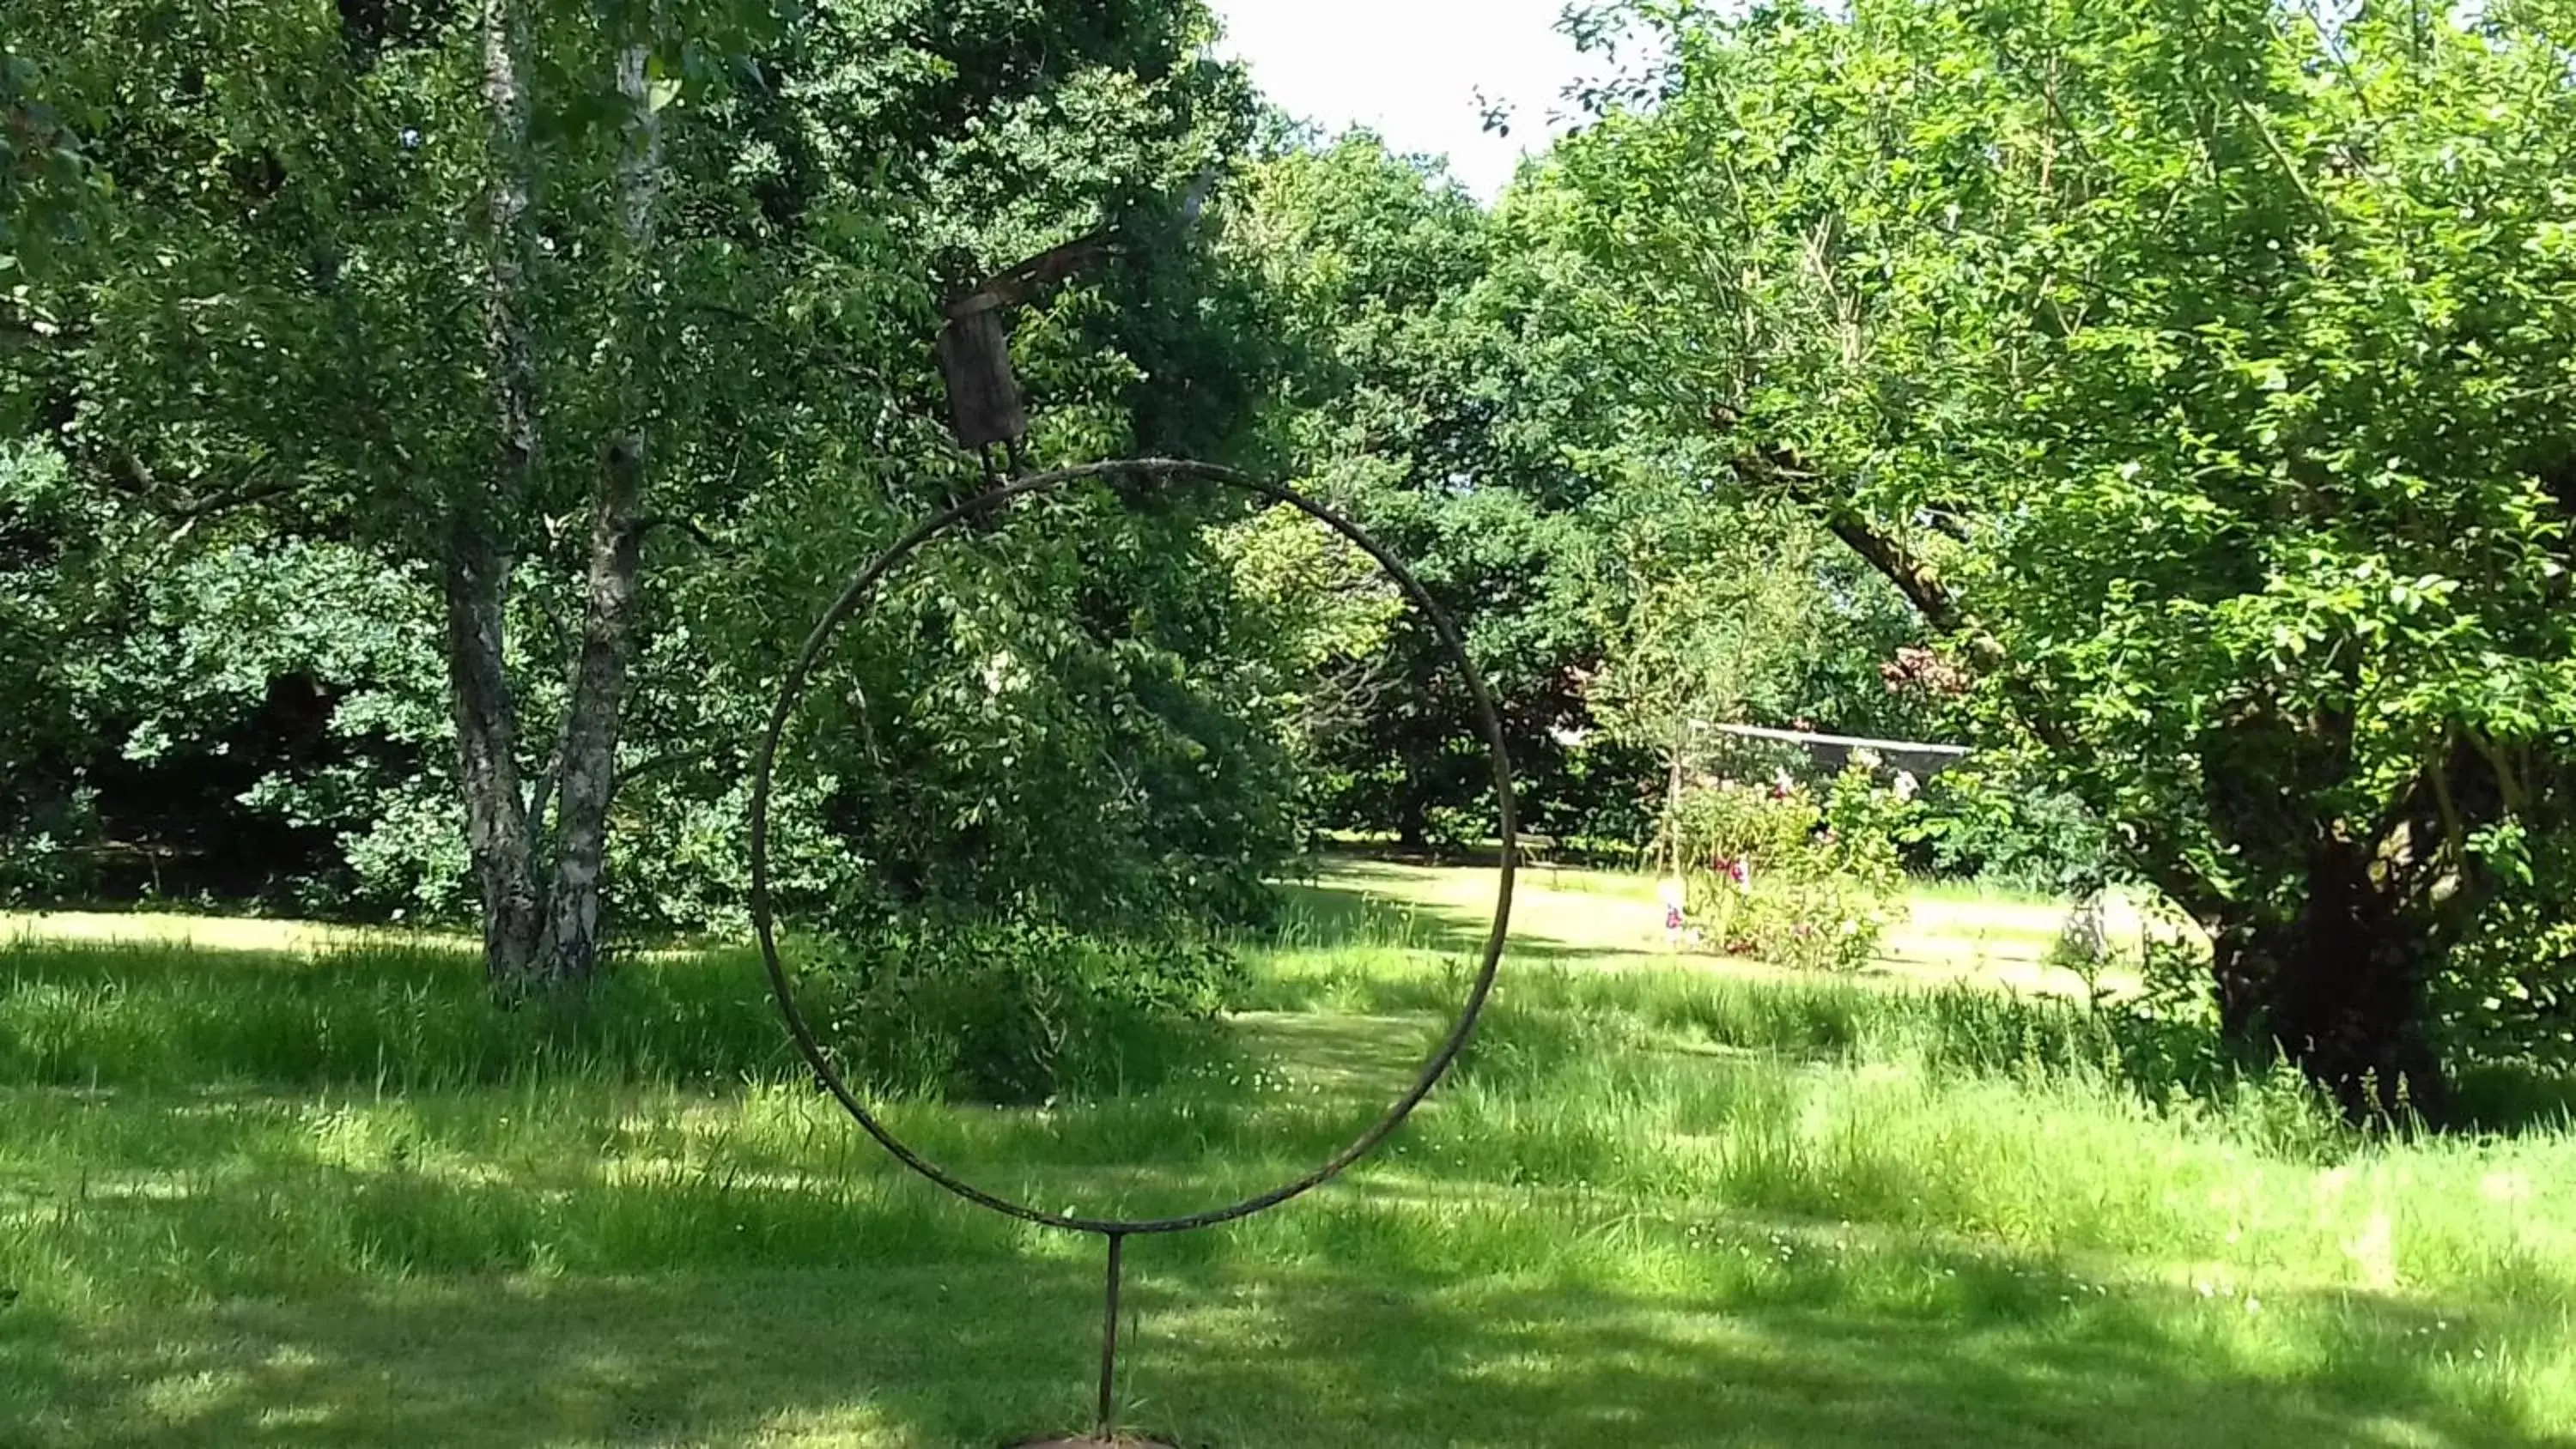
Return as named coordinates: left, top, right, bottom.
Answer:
left=1204, top=0, right=1611, bottom=199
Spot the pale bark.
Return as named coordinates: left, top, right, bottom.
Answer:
left=445, top=538, right=542, bottom=986
left=479, top=0, right=537, bottom=497
left=453, top=0, right=545, bottom=992
left=544, top=435, right=647, bottom=980
left=539, top=18, right=662, bottom=980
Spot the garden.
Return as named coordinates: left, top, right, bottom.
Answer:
left=7, top=0, right=2576, bottom=1442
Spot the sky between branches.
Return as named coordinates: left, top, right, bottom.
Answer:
left=1204, top=0, right=1619, bottom=198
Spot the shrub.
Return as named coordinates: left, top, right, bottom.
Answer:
left=2428, top=829, right=2576, bottom=1072
left=1908, top=754, right=2111, bottom=895
left=1671, top=764, right=1911, bottom=973
left=803, top=919, right=1242, bottom=1105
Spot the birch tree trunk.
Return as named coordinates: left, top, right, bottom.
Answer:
left=540, top=14, right=662, bottom=981
left=453, top=0, right=545, bottom=993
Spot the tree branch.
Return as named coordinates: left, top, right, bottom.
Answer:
left=620, top=742, right=727, bottom=790
left=1727, top=432, right=2239, bottom=929
left=95, top=449, right=307, bottom=520
left=632, top=512, right=724, bottom=550
left=1821, top=512, right=1963, bottom=634
left=1728, top=444, right=1965, bottom=634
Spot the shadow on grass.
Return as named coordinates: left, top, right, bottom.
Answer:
left=1263, top=874, right=1654, bottom=967
left=0, top=1262, right=1110, bottom=1449
left=2452, top=1061, right=2576, bottom=1136
left=4, top=1216, right=2555, bottom=1449
left=1151, top=1256, right=2552, bottom=1449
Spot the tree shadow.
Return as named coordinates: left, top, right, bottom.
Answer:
left=2451, top=1060, right=2576, bottom=1137
left=1136, top=1242, right=2561, bottom=1449
left=1263, top=872, right=1658, bottom=967
left=9, top=1213, right=2561, bottom=1449
left=2, top=1263, right=1110, bottom=1449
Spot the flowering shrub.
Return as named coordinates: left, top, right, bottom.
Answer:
left=1879, top=646, right=1971, bottom=698
left=1671, top=764, right=1913, bottom=973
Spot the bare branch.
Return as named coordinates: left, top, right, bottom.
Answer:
left=94, top=449, right=308, bottom=520
left=632, top=512, right=724, bottom=550
left=1725, top=443, right=1965, bottom=634
left=167, top=478, right=305, bottom=519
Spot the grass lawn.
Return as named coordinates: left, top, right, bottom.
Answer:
left=4, top=864, right=2573, bottom=1446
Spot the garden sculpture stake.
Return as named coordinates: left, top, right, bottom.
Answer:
left=750, top=233, right=1515, bottom=1449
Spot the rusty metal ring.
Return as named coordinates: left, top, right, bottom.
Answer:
left=748, top=458, right=1516, bottom=1237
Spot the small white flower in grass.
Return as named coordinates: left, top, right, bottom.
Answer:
left=2245, top=1295, right=2261, bottom=1315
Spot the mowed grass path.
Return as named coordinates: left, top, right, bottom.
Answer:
left=3, top=864, right=2573, bottom=1446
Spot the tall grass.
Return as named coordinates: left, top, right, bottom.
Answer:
left=0, top=939, right=800, bottom=1092
left=4, top=900, right=2575, bottom=1446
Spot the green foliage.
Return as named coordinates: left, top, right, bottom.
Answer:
left=804, top=920, right=1238, bottom=1105
left=1230, top=134, right=1614, bottom=846
left=1547, top=0, right=2576, bottom=1098
left=735, top=480, right=1303, bottom=1096
left=1583, top=489, right=1817, bottom=745
left=2431, top=830, right=2576, bottom=1064
left=1912, top=750, right=2112, bottom=894
left=776, top=482, right=1303, bottom=941
left=1210, top=500, right=1405, bottom=779
left=11, top=0, right=2575, bottom=1119
left=0, top=0, right=1309, bottom=978
left=0, top=441, right=457, bottom=914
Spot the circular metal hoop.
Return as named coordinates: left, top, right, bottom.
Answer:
left=748, top=458, right=1516, bottom=1237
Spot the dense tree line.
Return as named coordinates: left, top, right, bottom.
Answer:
left=7, top=0, right=2573, bottom=1110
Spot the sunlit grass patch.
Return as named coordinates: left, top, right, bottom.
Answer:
left=3, top=871, right=2574, bottom=1446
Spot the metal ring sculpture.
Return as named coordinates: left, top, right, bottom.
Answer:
left=749, top=458, right=1516, bottom=1235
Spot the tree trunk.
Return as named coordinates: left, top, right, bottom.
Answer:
left=544, top=438, right=647, bottom=981
left=2213, top=839, right=2448, bottom=1121
left=1395, top=783, right=1430, bottom=856
left=477, top=0, right=536, bottom=505
left=538, top=14, right=661, bottom=982
left=455, top=0, right=544, bottom=994
left=445, top=534, right=543, bottom=985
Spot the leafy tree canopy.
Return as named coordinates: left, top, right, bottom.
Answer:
left=1546, top=0, right=2576, bottom=1108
